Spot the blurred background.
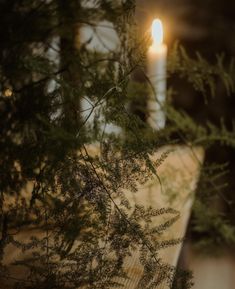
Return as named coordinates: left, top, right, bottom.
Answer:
left=136, top=1, right=235, bottom=288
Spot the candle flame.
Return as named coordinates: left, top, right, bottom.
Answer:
left=151, top=19, right=163, bottom=46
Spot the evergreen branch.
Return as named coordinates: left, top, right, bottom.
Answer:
left=14, top=67, right=68, bottom=94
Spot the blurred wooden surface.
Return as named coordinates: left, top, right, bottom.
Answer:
left=2, top=145, right=204, bottom=289
left=117, top=145, right=204, bottom=288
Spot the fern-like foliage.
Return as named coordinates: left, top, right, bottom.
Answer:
left=0, top=1, right=193, bottom=289
left=1, top=0, right=235, bottom=288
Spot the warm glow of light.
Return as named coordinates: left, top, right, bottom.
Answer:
left=3, top=88, right=12, bottom=97
left=151, top=19, right=163, bottom=46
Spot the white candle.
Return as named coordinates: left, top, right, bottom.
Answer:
left=147, top=19, right=167, bottom=130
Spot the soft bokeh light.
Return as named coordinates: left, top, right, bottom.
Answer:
left=3, top=88, right=12, bottom=97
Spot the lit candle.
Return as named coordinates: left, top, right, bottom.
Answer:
left=147, top=19, right=167, bottom=130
